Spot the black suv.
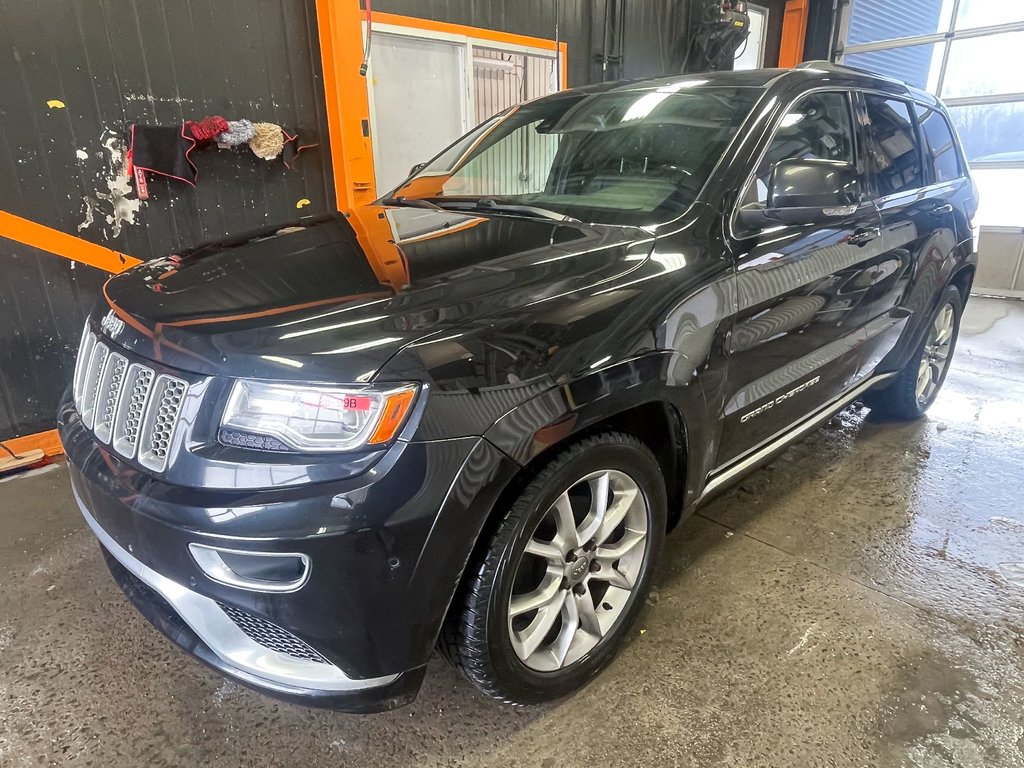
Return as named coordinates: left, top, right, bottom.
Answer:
left=60, top=63, right=978, bottom=712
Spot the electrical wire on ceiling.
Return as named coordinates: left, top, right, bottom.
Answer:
left=359, top=0, right=373, bottom=76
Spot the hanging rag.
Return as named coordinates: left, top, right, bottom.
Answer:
left=186, top=115, right=229, bottom=143
left=249, top=122, right=285, bottom=160
left=215, top=119, right=256, bottom=148
left=127, top=123, right=198, bottom=198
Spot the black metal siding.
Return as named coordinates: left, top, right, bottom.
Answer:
left=0, top=0, right=333, bottom=443
left=0, top=243, right=107, bottom=438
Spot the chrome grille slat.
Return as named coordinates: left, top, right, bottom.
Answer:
left=80, top=342, right=110, bottom=430
left=112, top=364, right=154, bottom=459
left=93, top=353, right=128, bottom=444
left=137, top=374, right=188, bottom=473
left=74, top=325, right=188, bottom=473
left=72, top=323, right=95, bottom=410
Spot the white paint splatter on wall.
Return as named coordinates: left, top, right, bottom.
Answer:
left=77, top=130, right=143, bottom=238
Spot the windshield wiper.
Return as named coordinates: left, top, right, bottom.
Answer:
left=379, top=196, right=444, bottom=211
left=435, top=198, right=581, bottom=223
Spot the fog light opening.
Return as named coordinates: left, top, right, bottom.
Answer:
left=188, top=544, right=310, bottom=593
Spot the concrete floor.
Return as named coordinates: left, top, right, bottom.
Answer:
left=2, top=297, right=1024, bottom=768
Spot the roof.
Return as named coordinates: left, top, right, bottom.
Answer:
left=542, top=61, right=940, bottom=108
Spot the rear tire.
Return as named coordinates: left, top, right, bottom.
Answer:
left=865, top=285, right=962, bottom=420
left=439, top=432, right=666, bottom=705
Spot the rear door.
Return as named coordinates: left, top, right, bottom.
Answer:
left=852, top=94, right=961, bottom=378
left=715, top=90, right=884, bottom=467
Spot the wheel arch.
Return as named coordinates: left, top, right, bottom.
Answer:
left=949, top=262, right=975, bottom=302
left=481, top=354, right=708, bottom=534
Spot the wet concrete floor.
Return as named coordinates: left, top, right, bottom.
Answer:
left=1, top=297, right=1023, bottom=767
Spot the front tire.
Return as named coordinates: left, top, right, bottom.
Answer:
left=440, top=432, right=666, bottom=705
left=865, top=285, right=963, bottom=420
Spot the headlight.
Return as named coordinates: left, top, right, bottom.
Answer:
left=221, top=381, right=418, bottom=452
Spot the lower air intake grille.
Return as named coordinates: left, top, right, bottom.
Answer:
left=216, top=603, right=330, bottom=664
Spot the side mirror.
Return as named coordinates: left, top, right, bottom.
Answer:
left=408, top=162, right=427, bottom=178
left=738, top=158, right=862, bottom=229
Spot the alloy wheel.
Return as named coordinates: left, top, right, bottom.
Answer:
left=916, top=302, right=955, bottom=405
left=507, top=469, right=649, bottom=672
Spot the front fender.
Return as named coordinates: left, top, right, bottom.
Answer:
left=483, top=352, right=712, bottom=509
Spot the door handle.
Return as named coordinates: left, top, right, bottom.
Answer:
left=929, top=203, right=954, bottom=215
left=848, top=227, right=880, bottom=246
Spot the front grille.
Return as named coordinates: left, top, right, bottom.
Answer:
left=216, top=603, right=330, bottom=664
left=72, top=328, right=188, bottom=473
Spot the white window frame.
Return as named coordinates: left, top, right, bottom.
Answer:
left=363, top=21, right=560, bottom=192
left=735, top=3, right=770, bottom=69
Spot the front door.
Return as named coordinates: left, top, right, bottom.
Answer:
left=715, top=90, right=885, bottom=467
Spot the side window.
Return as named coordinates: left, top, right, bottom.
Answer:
left=917, top=106, right=963, bottom=183
left=746, top=92, right=856, bottom=206
left=861, top=96, right=924, bottom=197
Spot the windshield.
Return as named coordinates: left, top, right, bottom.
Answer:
left=387, top=84, right=762, bottom=227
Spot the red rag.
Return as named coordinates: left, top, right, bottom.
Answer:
left=186, top=116, right=229, bottom=142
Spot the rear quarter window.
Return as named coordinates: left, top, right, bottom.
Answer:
left=916, top=106, right=964, bottom=183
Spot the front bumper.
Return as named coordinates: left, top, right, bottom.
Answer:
left=60, top=394, right=520, bottom=711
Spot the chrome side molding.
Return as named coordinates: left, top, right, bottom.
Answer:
left=700, top=372, right=897, bottom=502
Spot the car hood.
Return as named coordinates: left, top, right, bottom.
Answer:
left=99, top=208, right=655, bottom=381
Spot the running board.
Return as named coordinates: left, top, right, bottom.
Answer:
left=698, top=372, right=897, bottom=503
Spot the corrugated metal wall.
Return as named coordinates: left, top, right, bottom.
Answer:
left=845, top=0, right=943, bottom=47
left=0, top=0, right=333, bottom=441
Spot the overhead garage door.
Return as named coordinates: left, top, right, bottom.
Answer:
left=838, top=0, right=1024, bottom=297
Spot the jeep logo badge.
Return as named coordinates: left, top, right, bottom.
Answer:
left=100, top=309, right=125, bottom=339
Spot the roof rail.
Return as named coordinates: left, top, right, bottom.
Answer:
left=796, top=60, right=845, bottom=71
left=795, top=59, right=910, bottom=87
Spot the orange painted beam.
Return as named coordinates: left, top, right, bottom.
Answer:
left=779, top=0, right=810, bottom=68
left=315, top=0, right=377, bottom=210
left=3, top=429, right=63, bottom=458
left=0, top=211, right=140, bottom=273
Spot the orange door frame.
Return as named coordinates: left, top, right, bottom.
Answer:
left=779, top=0, right=810, bottom=68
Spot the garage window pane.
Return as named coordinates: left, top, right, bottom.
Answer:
left=947, top=102, right=1024, bottom=163
left=844, top=44, right=944, bottom=92
left=954, top=0, right=1024, bottom=31
left=847, top=0, right=952, bottom=46
left=971, top=168, right=1024, bottom=226
left=941, top=31, right=1024, bottom=99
